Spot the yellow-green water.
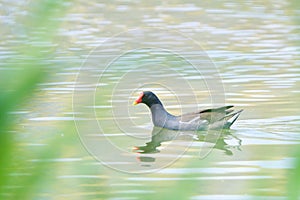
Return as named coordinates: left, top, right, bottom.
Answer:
left=0, top=0, right=300, bottom=199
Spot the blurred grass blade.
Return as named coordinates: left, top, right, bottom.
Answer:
left=0, top=0, right=70, bottom=198
left=288, top=154, right=300, bottom=200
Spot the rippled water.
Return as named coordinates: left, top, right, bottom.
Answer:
left=1, top=0, right=300, bottom=199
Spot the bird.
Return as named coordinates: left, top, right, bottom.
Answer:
left=133, top=91, right=243, bottom=131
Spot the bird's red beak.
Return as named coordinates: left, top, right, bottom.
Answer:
left=133, top=92, right=144, bottom=105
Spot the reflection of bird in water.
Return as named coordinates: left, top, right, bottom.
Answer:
left=134, top=126, right=242, bottom=163
left=195, top=130, right=241, bottom=156
left=134, top=127, right=180, bottom=154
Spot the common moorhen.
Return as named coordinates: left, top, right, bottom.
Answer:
left=133, top=91, right=243, bottom=131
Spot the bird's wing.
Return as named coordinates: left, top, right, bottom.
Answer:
left=178, top=105, right=235, bottom=123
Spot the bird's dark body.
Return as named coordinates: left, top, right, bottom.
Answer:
left=134, top=91, right=243, bottom=131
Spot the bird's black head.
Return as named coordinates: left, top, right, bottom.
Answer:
left=133, top=91, right=162, bottom=108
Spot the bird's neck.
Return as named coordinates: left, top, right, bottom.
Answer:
left=144, top=99, right=163, bottom=108
left=149, top=104, right=173, bottom=127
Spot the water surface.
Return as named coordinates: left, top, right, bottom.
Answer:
left=1, top=0, right=300, bottom=199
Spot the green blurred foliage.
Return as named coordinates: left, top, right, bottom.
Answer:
left=288, top=0, right=300, bottom=199
left=288, top=152, right=300, bottom=200
left=0, top=0, right=70, bottom=199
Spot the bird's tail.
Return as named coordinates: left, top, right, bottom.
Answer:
left=223, top=109, right=243, bottom=129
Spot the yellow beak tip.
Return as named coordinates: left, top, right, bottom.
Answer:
left=133, top=101, right=138, bottom=105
